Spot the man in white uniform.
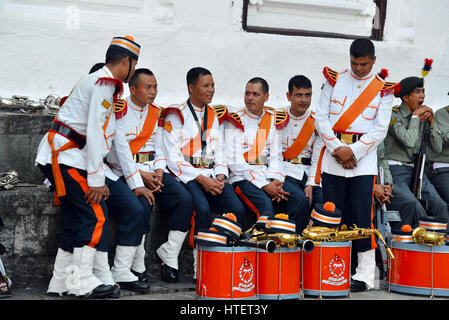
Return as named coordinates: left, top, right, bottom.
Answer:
left=315, top=38, right=397, bottom=292
left=35, top=36, right=140, bottom=298
left=161, top=67, right=245, bottom=278
left=275, top=75, right=324, bottom=232
left=224, top=77, right=291, bottom=225
left=106, top=68, right=194, bottom=284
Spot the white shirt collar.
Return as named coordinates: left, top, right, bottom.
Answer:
left=350, top=69, right=374, bottom=81
left=246, top=108, right=265, bottom=120
left=127, top=96, right=148, bottom=112
left=288, top=107, right=309, bottom=121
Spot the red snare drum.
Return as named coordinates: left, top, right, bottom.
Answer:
left=196, top=246, right=257, bottom=300
left=302, top=241, right=351, bottom=297
left=388, top=241, right=449, bottom=297
left=256, top=247, right=301, bottom=300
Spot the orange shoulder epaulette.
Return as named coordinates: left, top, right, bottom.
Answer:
left=224, top=112, right=244, bottom=131
left=112, top=98, right=127, bottom=119
left=95, top=77, right=124, bottom=101
left=162, top=106, right=184, bottom=125
left=275, top=110, right=289, bottom=130
left=323, top=67, right=338, bottom=87
left=264, top=106, right=276, bottom=113
left=157, top=106, right=165, bottom=126
left=212, top=105, right=229, bottom=124
left=381, top=81, right=401, bottom=97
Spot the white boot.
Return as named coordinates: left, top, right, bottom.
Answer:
left=352, top=249, right=376, bottom=290
left=111, top=245, right=139, bottom=283
left=47, top=248, right=72, bottom=295
left=131, top=235, right=146, bottom=274
left=156, top=230, right=187, bottom=270
left=193, top=248, right=198, bottom=280
left=66, top=246, right=103, bottom=296
left=93, top=251, right=115, bottom=286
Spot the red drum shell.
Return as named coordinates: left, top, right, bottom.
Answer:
left=388, top=241, right=449, bottom=297
left=302, top=241, right=351, bottom=297
left=256, top=247, right=301, bottom=300
left=196, top=246, right=257, bottom=300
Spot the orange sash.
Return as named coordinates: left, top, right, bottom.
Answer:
left=244, top=112, right=272, bottom=162
left=47, top=131, right=79, bottom=204
left=181, top=106, right=215, bottom=156
left=129, top=105, right=160, bottom=155
left=332, top=76, right=384, bottom=132
left=282, top=113, right=315, bottom=160
left=314, top=76, right=384, bottom=185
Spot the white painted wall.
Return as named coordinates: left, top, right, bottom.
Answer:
left=1, top=0, right=448, bottom=111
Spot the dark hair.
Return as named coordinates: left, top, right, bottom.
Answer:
left=288, top=75, right=312, bottom=93
left=105, top=47, right=132, bottom=65
left=247, top=77, right=269, bottom=94
left=89, top=62, right=105, bottom=74
left=129, top=68, right=155, bottom=88
left=186, top=67, right=212, bottom=87
left=350, top=38, right=375, bottom=59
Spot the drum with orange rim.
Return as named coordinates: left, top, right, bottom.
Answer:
left=302, top=241, right=351, bottom=297
left=388, top=241, right=449, bottom=297
left=256, top=247, right=301, bottom=300
left=196, top=245, right=257, bottom=300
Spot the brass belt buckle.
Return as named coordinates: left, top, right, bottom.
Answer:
left=340, top=134, right=353, bottom=145
left=254, top=156, right=266, bottom=165
left=139, top=153, right=150, bottom=163
left=289, top=157, right=301, bottom=164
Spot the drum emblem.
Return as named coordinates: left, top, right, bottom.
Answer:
left=322, top=254, right=348, bottom=286
left=233, top=258, right=255, bottom=292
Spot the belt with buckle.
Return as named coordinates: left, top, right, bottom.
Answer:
left=388, top=160, right=414, bottom=167
left=335, top=132, right=363, bottom=144
left=185, top=156, right=214, bottom=169
left=49, top=120, right=86, bottom=149
left=133, top=152, right=155, bottom=163
left=283, top=157, right=311, bottom=165
left=247, top=155, right=268, bottom=165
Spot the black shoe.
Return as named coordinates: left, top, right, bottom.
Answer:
left=161, top=263, right=179, bottom=283
left=350, top=279, right=368, bottom=292
left=131, top=269, right=149, bottom=284
left=86, top=284, right=116, bottom=299
left=104, top=284, right=120, bottom=299
left=117, top=280, right=151, bottom=293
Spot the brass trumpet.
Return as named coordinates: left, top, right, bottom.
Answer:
left=302, top=224, right=395, bottom=259
left=236, top=239, right=277, bottom=253
left=412, top=227, right=446, bottom=247
left=0, top=170, right=20, bottom=190
left=251, top=232, right=315, bottom=253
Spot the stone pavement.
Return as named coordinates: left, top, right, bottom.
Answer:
left=3, top=277, right=448, bottom=319
left=3, top=277, right=447, bottom=301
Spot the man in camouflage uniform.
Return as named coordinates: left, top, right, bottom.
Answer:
left=426, top=105, right=449, bottom=206
left=383, top=76, right=448, bottom=229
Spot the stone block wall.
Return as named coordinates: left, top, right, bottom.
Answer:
left=0, top=110, right=194, bottom=289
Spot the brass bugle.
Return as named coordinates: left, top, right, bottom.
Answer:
left=237, top=239, right=277, bottom=253
left=297, top=239, right=315, bottom=253
left=412, top=227, right=446, bottom=246
left=251, top=233, right=315, bottom=253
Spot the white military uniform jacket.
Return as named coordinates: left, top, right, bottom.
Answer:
left=162, top=101, right=228, bottom=184
left=315, top=68, right=395, bottom=178
left=35, top=66, right=122, bottom=187
left=105, top=96, right=167, bottom=190
left=278, top=107, right=323, bottom=186
left=224, top=107, right=283, bottom=189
